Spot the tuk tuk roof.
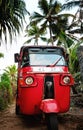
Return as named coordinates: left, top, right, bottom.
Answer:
left=20, top=45, right=65, bottom=52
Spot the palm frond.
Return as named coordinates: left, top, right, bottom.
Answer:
left=0, top=0, right=28, bottom=44
left=62, top=1, right=80, bottom=10
left=24, top=38, right=34, bottom=44
left=38, top=0, right=49, bottom=15
left=30, top=12, right=44, bottom=22
left=40, top=37, right=47, bottom=41
left=0, top=53, right=4, bottom=58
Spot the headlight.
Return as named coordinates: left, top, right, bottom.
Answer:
left=63, top=76, right=70, bottom=84
left=25, top=77, right=33, bottom=85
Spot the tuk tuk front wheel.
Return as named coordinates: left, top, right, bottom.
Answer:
left=45, top=113, right=58, bottom=130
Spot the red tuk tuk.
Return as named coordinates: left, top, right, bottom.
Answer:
left=14, top=46, right=74, bottom=130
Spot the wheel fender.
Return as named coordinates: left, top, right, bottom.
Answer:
left=40, top=99, right=60, bottom=113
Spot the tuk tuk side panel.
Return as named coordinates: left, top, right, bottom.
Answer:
left=19, top=75, right=44, bottom=115
left=54, top=74, right=71, bottom=113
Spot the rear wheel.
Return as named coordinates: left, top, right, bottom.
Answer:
left=45, top=113, right=58, bottom=130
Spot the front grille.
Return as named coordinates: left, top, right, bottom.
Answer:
left=44, top=75, right=54, bottom=99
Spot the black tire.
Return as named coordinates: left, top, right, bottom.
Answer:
left=16, top=104, right=20, bottom=115
left=45, top=113, right=58, bottom=130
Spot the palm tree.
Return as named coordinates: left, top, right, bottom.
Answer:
left=30, top=0, right=62, bottom=45
left=24, top=22, right=46, bottom=45
left=68, top=41, right=83, bottom=94
left=4, top=65, right=17, bottom=81
left=0, top=0, right=29, bottom=45
left=62, top=0, right=83, bottom=34
left=4, top=65, right=17, bottom=90
left=30, top=0, right=74, bottom=45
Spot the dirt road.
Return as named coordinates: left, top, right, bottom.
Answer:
left=0, top=101, right=83, bottom=130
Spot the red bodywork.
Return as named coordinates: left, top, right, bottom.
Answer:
left=15, top=46, right=74, bottom=115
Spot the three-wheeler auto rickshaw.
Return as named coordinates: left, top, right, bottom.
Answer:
left=14, top=45, right=74, bottom=130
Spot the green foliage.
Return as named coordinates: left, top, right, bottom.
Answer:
left=57, top=31, right=74, bottom=47
left=62, top=1, right=81, bottom=10
left=27, top=0, right=74, bottom=46
left=0, top=53, right=4, bottom=58
left=68, top=42, right=83, bottom=94
left=0, top=65, right=17, bottom=110
left=25, top=22, right=46, bottom=45
left=29, top=0, right=63, bottom=45
left=4, top=65, right=17, bottom=88
left=0, top=0, right=29, bottom=44
left=68, top=42, right=82, bottom=75
left=0, top=73, right=11, bottom=110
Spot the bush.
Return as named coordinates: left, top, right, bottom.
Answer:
left=0, top=73, right=13, bottom=110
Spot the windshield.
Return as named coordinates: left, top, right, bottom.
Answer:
left=21, top=47, right=67, bottom=67
left=29, top=53, right=66, bottom=66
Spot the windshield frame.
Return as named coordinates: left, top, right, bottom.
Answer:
left=21, top=47, right=67, bottom=67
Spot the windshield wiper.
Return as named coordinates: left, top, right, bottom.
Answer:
left=47, top=56, right=62, bottom=67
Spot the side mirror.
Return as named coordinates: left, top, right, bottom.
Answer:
left=14, top=53, right=20, bottom=63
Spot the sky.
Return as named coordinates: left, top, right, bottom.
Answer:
left=0, top=0, right=77, bottom=74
